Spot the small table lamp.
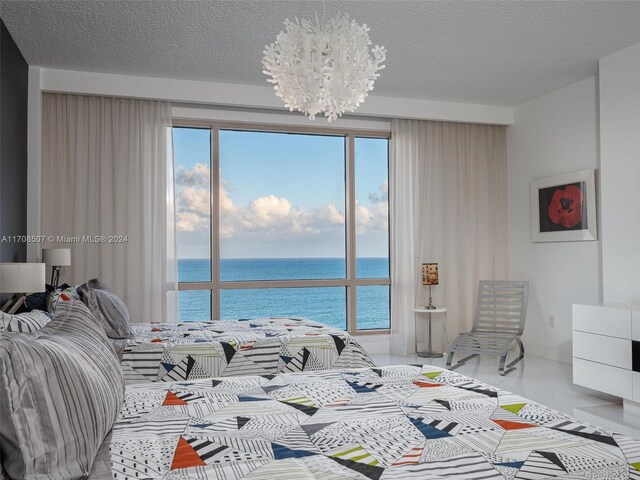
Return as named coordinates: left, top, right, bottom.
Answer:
left=421, top=262, right=439, bottom=309
left=42, top=248, right=71, bottom=288
left=0, top=263, right=46, bottom=314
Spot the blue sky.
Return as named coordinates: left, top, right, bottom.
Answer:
left=174, top=128, right=388, bottom=259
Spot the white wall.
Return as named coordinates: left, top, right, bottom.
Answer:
left=39, top=68, right=514, bottom=125
left=507, top=76, right=601, bottom=364
left=27, top=66, right=42, bottom=262
left=599, top=42, right=640, bottom=305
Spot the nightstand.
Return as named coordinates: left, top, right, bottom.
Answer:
left=413, top=307, right=447, bottom=358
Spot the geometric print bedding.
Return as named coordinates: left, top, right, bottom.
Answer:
left=108, top=364, right=640, bottom=480
left=122, top=318, right=375, bottom=384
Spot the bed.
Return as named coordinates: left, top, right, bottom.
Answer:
left=97, top=364, right=640, bottom=479
left=121, top=317, right=375, bottom=384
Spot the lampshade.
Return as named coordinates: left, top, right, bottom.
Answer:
left=42, top=248, right=71, bottom=266
left=421, top=263, right=439, bottom=286
left=0, top=263, right=46, bottom=293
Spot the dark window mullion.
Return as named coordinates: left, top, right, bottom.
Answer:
left=211, top=126, right=221, bottom=320
left=346, top=134, right=358, bottom=333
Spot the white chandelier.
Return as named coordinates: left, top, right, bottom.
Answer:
left=262, top=13, right=386, bottom=122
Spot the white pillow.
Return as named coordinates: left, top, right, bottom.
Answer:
left=46, top=286, right=80, bottom=314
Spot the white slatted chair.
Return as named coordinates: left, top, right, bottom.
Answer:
left=446, top=280, right=529, bottom=375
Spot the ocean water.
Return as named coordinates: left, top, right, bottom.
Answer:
left=178, top=258, right=390, bottom=330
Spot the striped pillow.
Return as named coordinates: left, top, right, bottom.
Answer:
left=77, top=279, right=133, bottom=339
left=0, top=310, right=52, bottom=333
left=0, top=300, right=124, bottom=479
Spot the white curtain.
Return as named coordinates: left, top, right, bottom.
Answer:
left=390, top=119, right=508, bottom=355
left=41, top=93, right=178, bottom=323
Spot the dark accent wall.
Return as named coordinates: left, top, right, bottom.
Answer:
left=0, top=19, right=29, bottom=262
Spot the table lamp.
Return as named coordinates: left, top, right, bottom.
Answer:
left=0, top=263, right=46, bottom=314
left=42, top=248, right=71, bottom=288
left=421, top=262, right=439, bottom=309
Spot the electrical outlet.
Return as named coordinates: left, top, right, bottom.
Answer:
left=549, top=315, right=555, bottom=327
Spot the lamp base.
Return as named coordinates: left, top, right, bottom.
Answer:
left=417, top=351, right=444, bottom=358
left=50, top=266, right=62, bottom=289
left=424, top=285, right=437, bottom=310
left=425, top=285, right=436, bottom=309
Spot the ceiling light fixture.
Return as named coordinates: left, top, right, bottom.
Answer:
left=262, top=12, right=386, bottom=122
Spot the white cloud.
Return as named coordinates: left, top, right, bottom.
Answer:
left=175, top=187, right=210, bottom=231
left=176, top=172, right=237, bottom=234
left=316, top=203, right=345, bottom=225
left=175, top=165, right=386, bottom=239
left=242, top=195, right=294, bottom=230
left=220, top=180, right=235, bottom=214
left=356, top=204, right=371, bottom=227
left=176, top=212, right=207, bottom=232
left=178, top=187, right=210, bottom=216
left=355, top=201, right=388, bottom=233
left=368, top=180, right=389, bottom=204
left=218, top=180, right=237, bottom=237
left=175, top=163, right=210, bottom=187
left=236, top=197, right=345, bottom=237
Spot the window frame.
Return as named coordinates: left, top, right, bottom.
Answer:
left=173, top=119, right=391, bottom=334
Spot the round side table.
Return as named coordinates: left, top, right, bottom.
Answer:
left=413, top=307, right=447, bottom=358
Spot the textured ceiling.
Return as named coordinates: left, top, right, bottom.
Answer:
left=2, top=0, right=640, bottom=106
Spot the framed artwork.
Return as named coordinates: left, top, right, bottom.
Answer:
left=530, top=169, right=597, bottom=242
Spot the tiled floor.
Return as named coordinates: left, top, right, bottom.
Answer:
left=372, top=351, right=640, bottom=440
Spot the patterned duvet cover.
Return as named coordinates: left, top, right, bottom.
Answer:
left=121, top=318, right=374, bottom=384
left=97, top=364, right=640, bottom=479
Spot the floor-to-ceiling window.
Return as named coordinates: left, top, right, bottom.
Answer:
left=173, top=123, right=390, bottom=332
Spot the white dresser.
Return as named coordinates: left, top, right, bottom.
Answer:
left=572, top=303, right=640, bottom=412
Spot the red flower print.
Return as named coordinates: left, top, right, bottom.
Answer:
left=547, top=185, right=583, bottom=228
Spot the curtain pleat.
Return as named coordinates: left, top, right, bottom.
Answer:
left=41, top=93, right=177, bottom=323
left=391, top=119, right=508, bottom=355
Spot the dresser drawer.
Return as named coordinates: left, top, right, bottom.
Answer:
left=573, top=331, right=631, bottom=369
left=573, top=358, right=633, bottom=399
left=573, top=304, right=631, bottom=339
left=633, top=310, right=640, bottom=342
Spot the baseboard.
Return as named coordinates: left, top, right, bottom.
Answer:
left=524, top=342, right=572, bottom=365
